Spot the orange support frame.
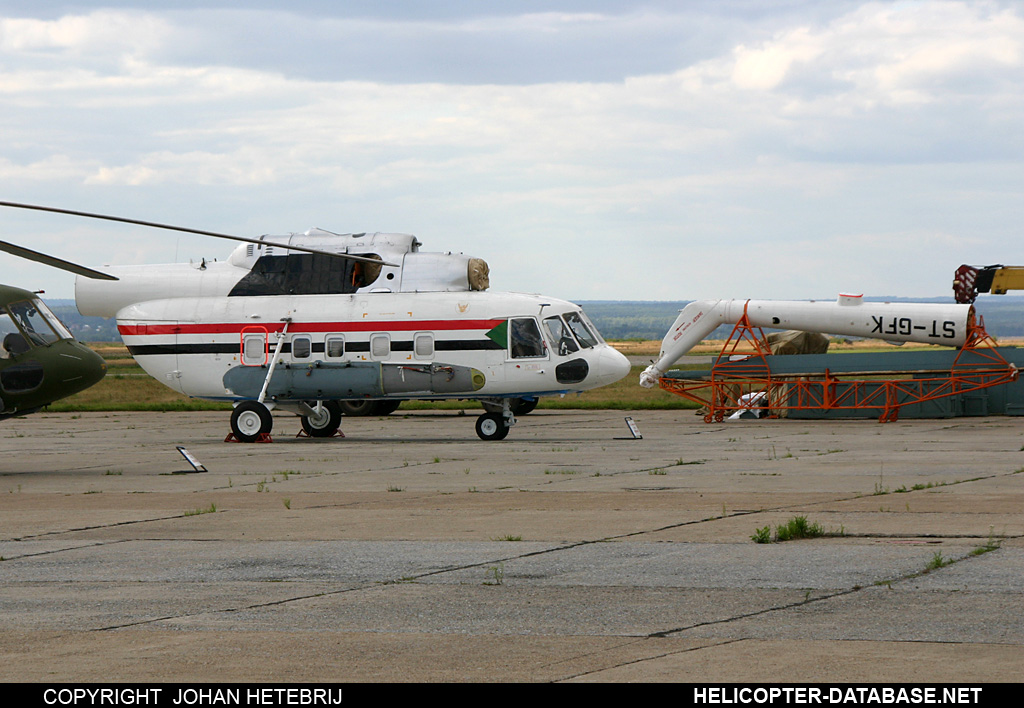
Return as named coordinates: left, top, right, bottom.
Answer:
left=658, top=309, right=1018, bottom=423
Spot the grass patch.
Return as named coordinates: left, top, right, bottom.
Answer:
left=483, top=563, right=505, bottom=586
left=775, top=516, right=824, bottom=541
left=971, top=530, right=1003, bottom=557
left=752, top=515, right=826, bottom=543
left=924, top=551, right=953, bottom=572
left=184, top=502, right=217, bottom=517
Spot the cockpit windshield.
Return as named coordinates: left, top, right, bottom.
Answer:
left=0, top=299, right=72, bottom=357
left=543, top=316, right=580, bottom=356
left=542, top=310, right=601, bottom=356
left=564, top=311, right=599, bottom=348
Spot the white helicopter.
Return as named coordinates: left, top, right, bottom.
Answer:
left=0, top=202, right=630, bottom=441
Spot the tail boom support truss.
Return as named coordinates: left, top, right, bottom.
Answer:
left=658, top=312, right=1018, bottom=423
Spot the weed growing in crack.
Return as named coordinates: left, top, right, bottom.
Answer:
left=752, top=515, right=826, bottom=543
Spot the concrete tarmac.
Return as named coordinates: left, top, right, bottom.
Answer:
left=1, top=409, right=1022, bottom=683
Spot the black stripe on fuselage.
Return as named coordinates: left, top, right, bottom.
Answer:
left=126, top=339, right=504, bottom=357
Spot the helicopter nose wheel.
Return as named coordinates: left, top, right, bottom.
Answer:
left=230, top=401, right=274, bottom=443
left=475, top=412, right=510, bottom=441
left=300, top=400, right=342, bottom=438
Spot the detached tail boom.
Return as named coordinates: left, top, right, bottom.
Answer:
left=640, top=295, right=973, bottom=387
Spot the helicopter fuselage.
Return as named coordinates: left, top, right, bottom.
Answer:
left=115, top=290, right=629, bottom=407
left=0, top=285, right=107, bottom=419
left=0, top=209, right=632, bottom=440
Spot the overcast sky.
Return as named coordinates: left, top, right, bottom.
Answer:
left=2, top=1, right=1022, bottom=303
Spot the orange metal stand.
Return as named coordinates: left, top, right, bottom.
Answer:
left=658, top=308, right=1018, bottom=423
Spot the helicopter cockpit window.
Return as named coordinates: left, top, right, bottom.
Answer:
left=509, top=318, right=545, bottom=359
left=0, top=311, right=27, bottom=359
left=578, top=310, right=605, bottom=344
left=564, top=311, right=598, bottom=349
left=34, top=299, right=74, bottom=340
left=4, top=300, right=64, bottom=349
left=543, top=316, right=580, bottom=357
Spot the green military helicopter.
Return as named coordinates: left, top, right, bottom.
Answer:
left=0, top=241, right=113, bottom=420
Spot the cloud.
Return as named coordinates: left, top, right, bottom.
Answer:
left=1, top=2, right=1023, bottom=301
left=732, top=27, right=824, bottom=91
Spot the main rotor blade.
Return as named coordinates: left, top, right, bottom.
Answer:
left=0, top=201, right=399, bottom=267
left=0, top=239, right=119, bottom=281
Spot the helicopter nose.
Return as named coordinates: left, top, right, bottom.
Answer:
left=590, top=345, right=631, bottom=387
left=59, top=342, right=108, bottom=395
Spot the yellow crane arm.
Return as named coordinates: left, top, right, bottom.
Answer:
left=954, top=264, right=1024, bottom=303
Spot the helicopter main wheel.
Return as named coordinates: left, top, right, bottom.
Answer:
left=338, top=400, right=401, bottom=417
left=374, top=400, right=402, bottom=415
left=510, top=397, right=538, bottom=416
left=475, top=412, right=510, bottom=441
left=301, top=401, right=342, bottom=438
left=231, top=401, right=273, bottom=443
left=338, top=400, right=374, bottom=416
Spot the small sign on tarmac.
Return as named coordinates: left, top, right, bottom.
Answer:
left=176, top=446, right=208, bottom=473
left=616, top=416, right=643, bottom=440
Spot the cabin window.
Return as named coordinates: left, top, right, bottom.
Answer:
left=326, top=336, right=345, bottom=358
left=242, top=333, right=267, bottom=366
left=509, top=318, right=545, bottom=359
left=543, top=316, right=580, bottom=357
left=291, top=335, right=311, bottom=360
left=370, top=334, right=390, bottom=360
left=414, top=333, right=434, bottom=359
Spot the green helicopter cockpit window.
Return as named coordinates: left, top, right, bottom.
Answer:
left=1, top=299, right=70, bottom=357
left=0, top=311, right=26, bottom=358
left=34, top=299, right=74, bottom=340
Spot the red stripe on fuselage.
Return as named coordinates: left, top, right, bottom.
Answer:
left=118, top=319, right=505, bottom=336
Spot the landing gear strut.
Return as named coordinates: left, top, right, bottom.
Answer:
left=228, top=317, right=290, bottom=443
